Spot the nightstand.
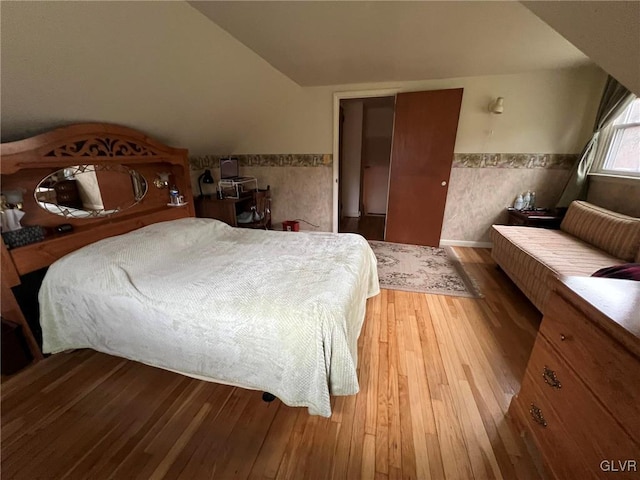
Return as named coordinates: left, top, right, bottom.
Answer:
left=195, top=187, right=271, bottom=230
left=195, top=195, right=249, bottom=227
left=507, top=208, right=566, bottom=229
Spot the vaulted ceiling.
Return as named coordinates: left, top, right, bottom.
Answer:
left=189, top=1, right=592, bottom=86
left=522, top=1, right=640, bottom=96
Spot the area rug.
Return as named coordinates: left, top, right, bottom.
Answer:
left=368, top=241, right=482, bottom=298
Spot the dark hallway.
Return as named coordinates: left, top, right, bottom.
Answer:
left=339, top=215, right=385, bottom=241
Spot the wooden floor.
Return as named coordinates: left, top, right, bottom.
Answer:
left=339, top=215, right=386, bottom=241
left=1, top=248, right=543, bottom=479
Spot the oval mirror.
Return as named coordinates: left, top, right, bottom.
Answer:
left=34, top=164, right=147, bottom=218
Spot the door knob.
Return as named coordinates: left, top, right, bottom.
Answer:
left=441, top=181, right=447, bottom=187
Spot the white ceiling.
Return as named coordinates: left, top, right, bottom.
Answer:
left=522, top=1, right=640, bottom=96
left=189, top=1, right=592, bottom=86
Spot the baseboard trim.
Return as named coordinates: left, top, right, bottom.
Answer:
left=439, top=239, right=493, bottom=249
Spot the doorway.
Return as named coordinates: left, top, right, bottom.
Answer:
left=338, top=96, right=395, bottom=241
left=334, top=88, right=463, bottom=247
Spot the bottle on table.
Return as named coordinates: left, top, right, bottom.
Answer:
left=169, top=185, right=180, bottom=205
left=514, top=194, right=524, bottom=210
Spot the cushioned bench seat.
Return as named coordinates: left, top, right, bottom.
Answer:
left=491, top=201, right=640, bottom=313
left=491, top=225, right=623, bottom=312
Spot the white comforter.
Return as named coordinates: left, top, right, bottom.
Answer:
left=39, top=218, right=379, bottom=416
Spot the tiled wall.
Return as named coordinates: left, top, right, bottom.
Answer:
left=190, top=153, right=578, bottom=242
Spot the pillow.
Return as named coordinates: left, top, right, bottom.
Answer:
left=560, top=201, right=640, bottom=262
left=591, top=263, right=640, bottom=281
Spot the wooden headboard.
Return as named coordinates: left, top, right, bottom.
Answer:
left=1, top=123, right=195, bottom=360
left=1, top=122, right=195, bottom=276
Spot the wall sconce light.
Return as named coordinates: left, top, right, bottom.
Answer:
left=489, top=97, right=504, bottom=114
left=154, top=172, right=170, bottom=189
left=198, top=169, right=215, bottom=197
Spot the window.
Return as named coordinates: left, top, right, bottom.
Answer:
left=592, top=97, right=640, bottom=177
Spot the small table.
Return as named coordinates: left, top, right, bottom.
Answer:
left=195, top=195, right=251, bottom=227
left=195, top=189, right=272, bottom=230
left=507, top=208, right=566, bottom=229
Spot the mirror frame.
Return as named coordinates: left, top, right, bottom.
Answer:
left=34, top=163, right=148, bottom=219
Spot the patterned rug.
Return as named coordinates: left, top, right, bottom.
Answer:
left=368, top=241, right=482, bottom=298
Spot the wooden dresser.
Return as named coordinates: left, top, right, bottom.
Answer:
left=509, top=276, right=640, bottom=479
left=53, top=179, right=82, bottom=209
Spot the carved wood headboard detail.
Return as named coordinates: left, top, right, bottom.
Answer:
left=1, top=123, right=196, bottom=360
left=43, top=136, right=161, bottom=158
left=1, top=122, right=195, bottom=273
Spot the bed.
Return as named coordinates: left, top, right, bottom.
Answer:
left=1, top=123, right=379, bottom=417
left=39, top=218, right=378, bottom=416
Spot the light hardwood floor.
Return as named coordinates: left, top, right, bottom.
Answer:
left=1, top=248, right=543, bottom=479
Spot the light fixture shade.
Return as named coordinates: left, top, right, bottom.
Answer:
left=154, top=172, right=170, bottom=189
left=3, top=189, right=24, bottom=204
left=198, top=169, right=215, bottom=196
left=491, top=97, right=504, bottom=114
left=200, top=169, right=214, bottom=184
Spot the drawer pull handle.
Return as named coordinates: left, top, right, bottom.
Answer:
left=543, top=366, right=562, bottom=389
left=529, top=404, right=547, bottom=427
left=560, top=334, right=566, bottom=341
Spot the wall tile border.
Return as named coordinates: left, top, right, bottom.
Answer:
left=452, top=153, right=578, bottom=169
left=190, top=154, right=332, bottom=170
left=190, top=153, right=577, bottom=170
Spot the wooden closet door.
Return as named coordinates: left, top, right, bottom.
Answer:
left=385, top=89, right=463, bottom=246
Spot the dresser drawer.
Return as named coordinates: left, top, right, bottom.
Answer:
left=507, top=212, right=527, bottom=226
left=524, top=336, right=640, bottom=469
left=511, top=370, right=598, bottom=480
left=53, top=179, right=82, bottom=209
left=541, top=290, right=640, bottom=443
